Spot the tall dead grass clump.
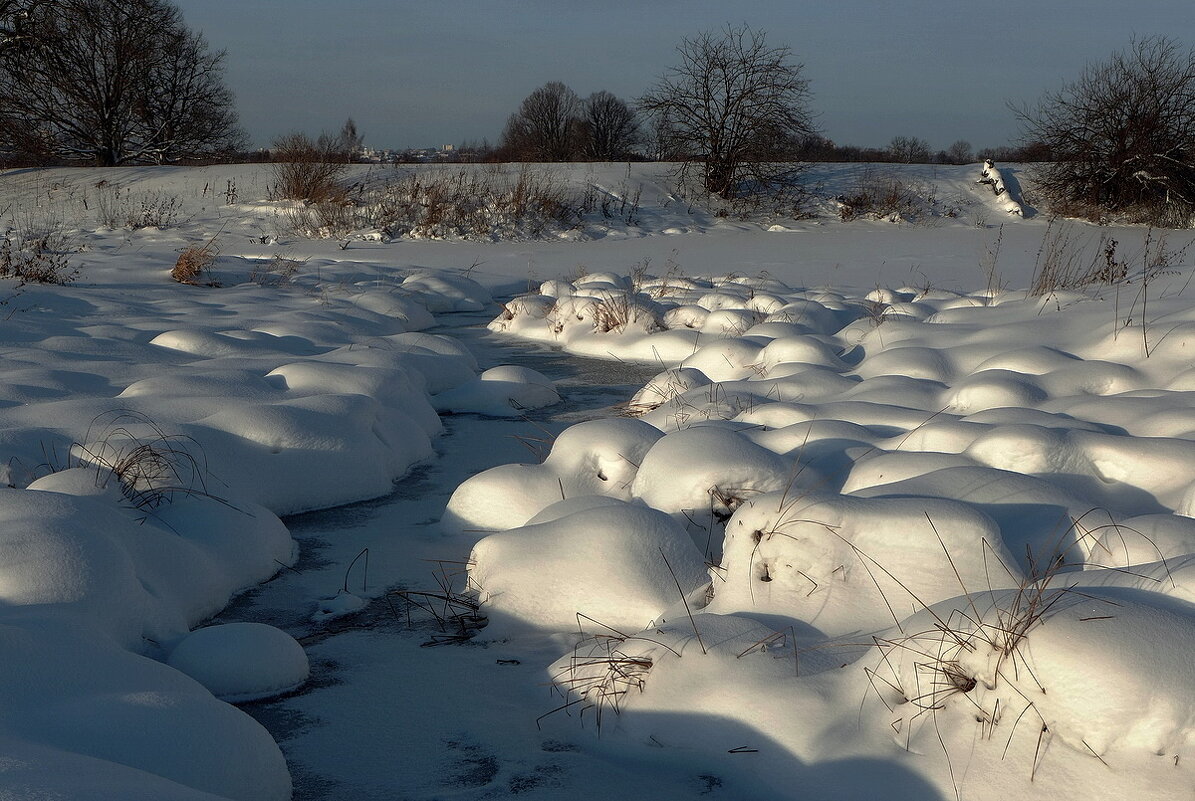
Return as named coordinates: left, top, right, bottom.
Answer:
left=54, top=411, right=218, bottom=511
left=172, top=239, right=218, bottom=285
left=838, top=168, right=922, bottom=222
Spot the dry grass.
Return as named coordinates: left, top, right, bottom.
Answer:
left=93, top=186, right=185, bottom=229
left=389, top=559, right=487, bottom=646
left=854, top=510, right=1143, bottom=798
left=54, top=410, right=218, bottom=512
left=172, top=241, right=218, bottom=286
left=282, top=166, right=586, bottom=242
left=838, top=170, right=922, bottom=222
left=1029, top=218, right=1112, bottom=296
left=249, top=254, right=304, bottom=287
left=0, top=226, right=77, bottom=285
left=1030, top=218, right=1192, bottom=302
left=541, top=621, right=667, bottom=731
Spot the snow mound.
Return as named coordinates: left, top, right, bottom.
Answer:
left=442, top=417, right=663, bottom=533
left=708, top=491, right=1021, bottom=635
left=469, top=501, right=709, bottom=637
left=631, top=426, right=802, bottom=547
left=432, top=364, right=560, bottom=416
left=168, top=622, right=309, bottom=702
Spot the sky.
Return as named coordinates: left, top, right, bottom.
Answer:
left=174, top=0, right=1192, bottom=153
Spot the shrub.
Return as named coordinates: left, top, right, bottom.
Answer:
left=269, top=132, right=350, bottom=203
left=1016, top=37, right=1195, bottom=228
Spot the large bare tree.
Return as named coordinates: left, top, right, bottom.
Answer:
left=0, top=0, right=244, bottom=165
left=1015, top=36, right=1195, bottom=226
left=638, top=25, right=816, bottom=197
left=500, top=82, right=582, bottom=162
left=578, top=91, right=640, bottom=161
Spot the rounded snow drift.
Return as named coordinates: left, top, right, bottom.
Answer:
left=168, top=622, right=309, bottom=703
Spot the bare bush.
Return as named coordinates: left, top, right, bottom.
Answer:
left=1016, top=36, right=1195, bottom=228
left=269, top=132, right=351, bottom=203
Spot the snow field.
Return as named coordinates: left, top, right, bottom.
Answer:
left=4, top=161, right=1195, bottom=799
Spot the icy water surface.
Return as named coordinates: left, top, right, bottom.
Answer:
left=212, top=312, right=721, bottom=800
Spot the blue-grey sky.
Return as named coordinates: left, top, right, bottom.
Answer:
left=174, top=0, right=1192, bottom=152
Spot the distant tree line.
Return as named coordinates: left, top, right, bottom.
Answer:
left=791, top=136, right=1051, bottom=165
left=490, top=90, right=1043, bottom=173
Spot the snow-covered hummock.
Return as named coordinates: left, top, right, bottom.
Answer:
left=478, top=255, right=1195, bottom=800
left=469, top=500, right=709, bottom=638
left=0, top=467, right=295, bottom=800
left=432, top=364, right=560, bottom=416
left=168, top=622, right=309, bottom=702
left=442, top=417, right=663, bottom=532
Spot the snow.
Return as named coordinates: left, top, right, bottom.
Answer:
left=1, top=160, right=1194, bottom=800
left=168, top=623, right=309, bottom=702
left=469, top=501, right=709, bottom=636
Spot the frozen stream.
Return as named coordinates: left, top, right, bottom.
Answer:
left=210, top=311, right=725, bottom=799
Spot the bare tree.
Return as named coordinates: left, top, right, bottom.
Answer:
left=500, top=82, right=582, bottom=161
left=638, top=25, right=816, bottom=197
left=577, top=91, right=640, bottom=160
left=338, top=117, right=363, bottom=162
left=0, top=0, right=48, bottom=47
left=887, top=136, right=932, bottom=163
left=0, top=0, right=244, bottom=165
left=1015, top=36, right=1195, bottom=226
left=944, top=139, right=974, bottom=165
